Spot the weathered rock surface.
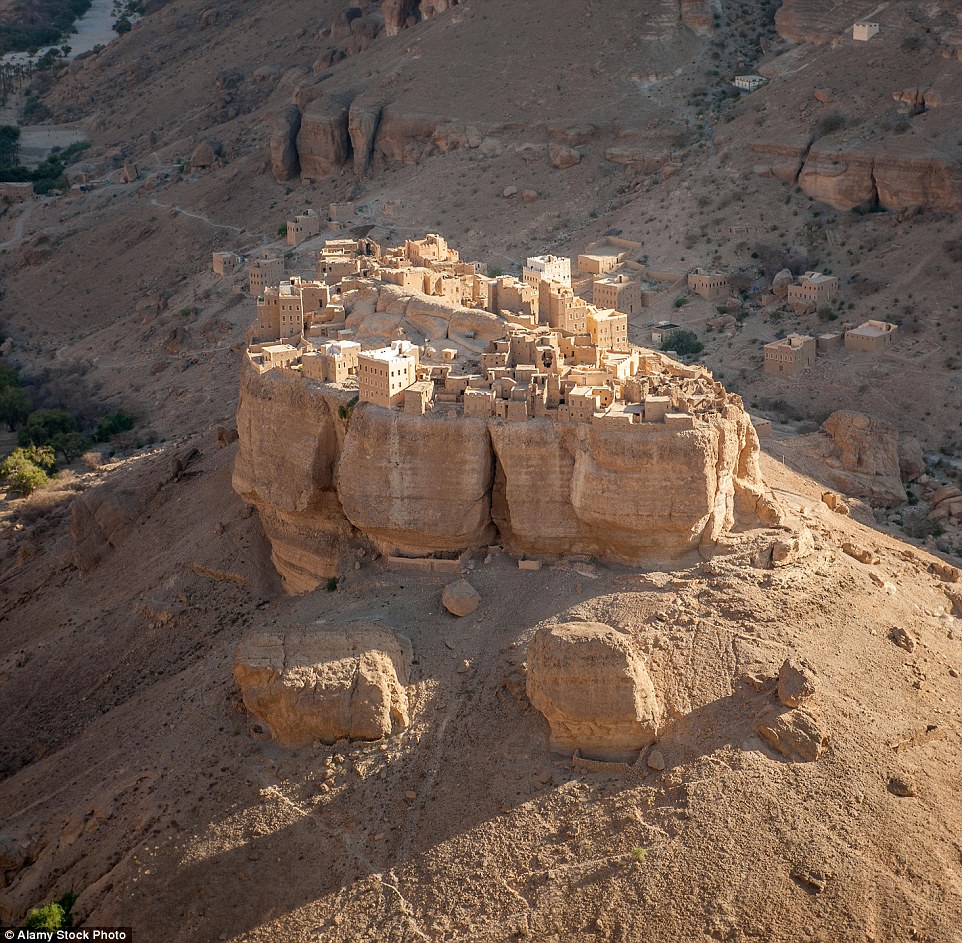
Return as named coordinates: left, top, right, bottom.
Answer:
left=269, top=105, right=301, bottom=183
left=336, top=410, right=496, bottom=557
left=548, top=142, right=581, bottom=169
left=189, top=139, right=219, bottom=171
left=820, top=410, right=907, bottom=507
left=778, top=657, right=819, bottom=708
left=526, top=622, right=660, bottom=761
left=441, top=578, right=480, bottom=617
left=296, top=96, right=351, bottom=179
left=71, top=488, right=143, bottom=572
left=797, top=147, right=962, bottom=214
left=234, top=621, right=411, bottom=747
left=234, top=346, right=783, bottom=591
left=755, top=705, right=829, bottom=762
left=232, top=368, right=357, bottom=592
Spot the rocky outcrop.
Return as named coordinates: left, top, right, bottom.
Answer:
left=234, top=348, right=783, bottom=591
left=296, top=96, right=351, bottom=180
left=797, top=147, right=962, bottom=214
left=383, top=0, right=458, bottom=35
left=348, top=95, right=385, bottom=177
left=336, top=409, right=496, bottom=557
left=755, top=705, right=829, bottom=762
left=526, top=622, right=660, bottom=761
left=269, top=105, right=301, bottom=183
left=774, top=0, right=857, bottom=44
left=234, top=621, right=411, bottom=747
left=680, top=0, right=713, bottom=35
left=232, top=368, right=358, bottom=593
left=819, top=410, right=907, bottom=507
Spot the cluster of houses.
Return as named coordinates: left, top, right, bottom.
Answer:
left=229, top=232, right=730, bottom=428
left=763, top=320, right=898, bottom=375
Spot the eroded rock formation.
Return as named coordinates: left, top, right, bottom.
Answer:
left=234, top=621, right=411, bottom=747
left=819, top=410, right=908, bottom=507
left=526, top=622, right=660, bottom=761
left=234, top=357, right=783, bottom=591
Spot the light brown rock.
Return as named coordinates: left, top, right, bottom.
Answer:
left=778, top=657, right=819, bottom=708
left=548, top=142, right=581, bottom=169
left=820, top=411, right=907, bottom=507
left=841, top=541, right=879, bottom=565
left=442, top=578, right=480, bottom=617
left=890, top=626, right=917, bottom=653
left=526, top=622, right=660, bottom=761
left=754, top=705, right=829, bottom=762
left=234, top=621, right=411, bottom=747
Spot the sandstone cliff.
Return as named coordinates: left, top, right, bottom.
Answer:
left=234, top=363, right=784, bottom=591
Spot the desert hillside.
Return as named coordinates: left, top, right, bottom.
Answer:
left=1, top=0, right=961, bottom=940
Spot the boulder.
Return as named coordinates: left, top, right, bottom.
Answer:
left=522, top=189, right=538, bottom=204
left=548, top=142, right=581, bottom=169
left=771, top=269, right=793, bottom=298
left=754, top=705, right=828, bottom=762
left=0, top=834, right=27, bottom=874
left=216, top=425, right=239, bottom=448
left=526, top=622, right=660, bottom=761
left=898, top=435, right=924, bottom=483
left=890, top=626, right=917, bottom=653
left=841, top=541, right=879, bottom=565
left=771, top=528, right=814, bottom=567
left=190, top=139, right=220, bottom=171
left=234, top=621, right=412, bottom=747
left=777, top=657, right=819, bottom=708
left=441, top=578, right=480, bottom=617
left=820, top=411, right=907, bottom=507
left=269, top=105, right=302, bottom=183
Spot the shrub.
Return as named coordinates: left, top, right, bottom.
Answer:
left=1, top=446, right=53, bottom=495
left=325, top=576, right=338, bottom=592
left=661, top=330, right=704, bottom=358
left=95, top=411, right=135, bottom=442
left=24, top=892, right=75, bottom=931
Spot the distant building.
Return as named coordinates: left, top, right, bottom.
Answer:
left=212, top=251, right=240, bottom=276
left=248, top=252, right=284, bottom=294
left=787, top=271, right=839, bottom=309
left=287, top=209, right=321, bottom=246
left=763, top=334, right=816, bottom=376
left=853, top=21, right=879, bottom=41
left=688, top=269, right=731, bottom=301
left=357, top=340, right=420, bottom=408
left=523, top=254, right=571, bottom=288
left=734, top=75, right=768, bottom=92
left=593, top=273, right=642, bottom=315
left=586, top=309, right=629, bottom=348
left=844, top=320, right=897, bottom=353
left=329, top=201, right=355, bottom=223
left=651, top=322, right=682, bottom=346
left=302, top=341, right=361, bottom=383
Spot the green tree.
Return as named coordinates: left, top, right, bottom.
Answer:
left=51, top=430, right=89, bottom=462
left=19, top=408, right=80, bottom=448
left=0, top=384, right=32, bottom=428
left=94, top=411, right=135, bottom=442
left=0, top=124, right=20, bottom=167
left=661, top=329, right=704, bottom=358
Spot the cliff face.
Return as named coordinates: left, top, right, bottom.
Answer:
left=797, top=147, right=962, bottom=213
left=234, top=365, right=783, bottom=591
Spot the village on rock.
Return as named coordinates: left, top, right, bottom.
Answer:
left=214, top=203, right=899, bottom=433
